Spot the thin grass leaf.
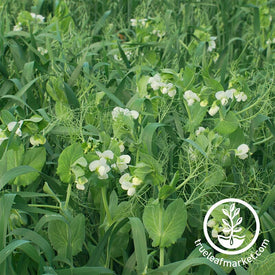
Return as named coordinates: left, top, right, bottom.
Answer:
left=0, top=166, right=37, bottom=191
left=11, top=228, right=54, bottom=264
left=90, top=76, right=124, bottom=107
left=140, top=123, right=166, bottom=155
left=129, top=217, right=148, bottom=274
left=56, top=267, right=114, bottom=275
left=0, top=240, right=30, bottom=265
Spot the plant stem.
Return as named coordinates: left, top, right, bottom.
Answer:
left=101, top=186, right=112, bottom=225
left=64, top=183, right=72, bottom=210
left=160, top=247, right=164, bottom=267
left=28, top=204, right=60, bottom=209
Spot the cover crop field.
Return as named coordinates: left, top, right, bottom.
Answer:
left=0, top=0, right=274, bottom=274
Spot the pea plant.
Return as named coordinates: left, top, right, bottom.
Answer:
left=0, top=0, right=274, bottom=275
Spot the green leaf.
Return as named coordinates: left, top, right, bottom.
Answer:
left=129, top=217, right=148, bottom=274
left=0, top=166, right=38, bottom=190
left=259, top=184, right=275, bottom=217
left=90, top=76, right=124, bottom=107
left=140, top=123, right=165, bottom=155
left=15, top=147, right=46, bottom=186
left=56, top=267, right=114, bottom=275
left=146, top=257, right=226, bottom=275
left=143, top=199, right=187, bottom=248
left=48, top=214, right=85, bottom=258
left=70, top=214, right=85, bottom=256
left=0, top=240, right=30, bottom=265
left=158, top=185, right=175, bottom=200
left=215, top=111, right=239, bottom=135
left=161, top=198, right=187, bottom=248
left=11, top=228, right=54, bottom=264
left=64, top=82, right=80, bottom=109
left=184, top=139, right=207, bottom=157
left=249, top=253, right=275, bottom=275
left=57, top=144, right=83, bottom=183
left=0, top=194, right=16, bottom=273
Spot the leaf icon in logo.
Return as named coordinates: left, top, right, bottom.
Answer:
left=222, top=219, right=230, bottom=227
left=233, top=208, right=240, bottom=217
left=235, top=217, right=242, bottom=226
left=222, top=209, right=229, bottom=217
left=230, top=203, right=235, bottom=212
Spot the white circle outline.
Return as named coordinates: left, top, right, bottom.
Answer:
left=203, top=198, right=260, bottom=255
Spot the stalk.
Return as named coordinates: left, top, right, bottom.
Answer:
left=101, top=186, right=112, bottom=225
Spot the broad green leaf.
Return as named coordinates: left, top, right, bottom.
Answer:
left=129, top=217, right=148, bottom=274
left=70, top=214, right=85, bottom=256
left=249, top=253, right=275, bottom=275
left=143, top=199, right=187, bottom=248
left=48, top=214, right=85, bottom=258
left=15, top=147, right=46, bottom=186
left=161, top=198, right=187, bottom=247
left=57, top=144, right=83, bottom=183
left=48, top=220, right=69, bottom=258
left=215, top=111, right=239, bottom=135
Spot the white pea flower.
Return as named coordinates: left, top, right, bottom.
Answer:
left=96, top=150, right=114, bottom=160
left=7, top=120, right=24, bottom=136
left=235, top=144, right=249, bottom=159
left=13, top=23, right=22, bottom=31
left=114, top=54, right=122, bottom=61
left=195, top=127, right=206, bottom=136
left=130, top=110, right=139, bottom=119
left=0, top=129, right=8, bottom=145
left=130, top=19, right=137, bottom=27
left=125, top=51, right=132, bottom=60
left=119, top=173, right=136, bottom=196
left=132, top=177, right=142, bottom=186
left=119, top=173, right=142, bottom=196
left=118, top=141, right=125, bottom=152
left=152, top=29, right=165, bottom=38
left=30, top=13, right=45, bottom=22
left=116, top=155, right=131, bottom=172
left=200, top=100, right=208, bottom=107
left=183, top=90, right=200, bottom=106
left=139, top=18, right=147, bottom=26
left=37, top=47, right=48, bottom=55
left=234, top=92, right=247, bottom=102
left=208, top=103, right=219, bottom=116
left=112, top=107, right=124, bottom=119
left=161, top=83, right=176, bottom=97
left=215, top=90, right=233, bottom=106
left=148, top=74, right=164, bottom=91
left=207, top=36, right=216, bottom=52
left=30, top=134, right=46, bottom=146
left=212, top=228, right=219, bottom=238
left=112, top=107, right=139, bottom=120
left=207, top=219, right=216, bottom=228
left=75, top=176, right=88, bottom=190
left=89, top=158, right=111, bottom=179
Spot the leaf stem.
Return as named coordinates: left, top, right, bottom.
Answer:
left=64, top=183, right=72, bottom=210
left=160, top=247, right=164, bottom=267
left=101, top=186, right=112, bottom=226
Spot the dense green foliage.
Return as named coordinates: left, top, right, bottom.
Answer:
left=0, top=0, right=274, bottom=274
